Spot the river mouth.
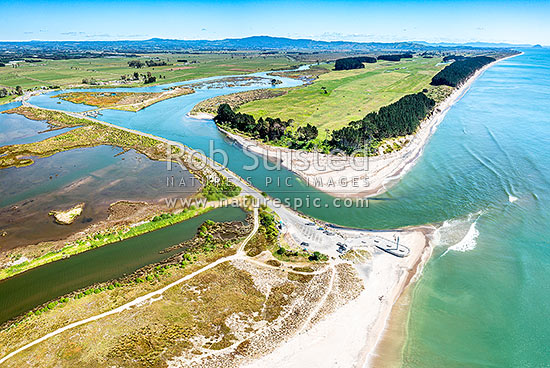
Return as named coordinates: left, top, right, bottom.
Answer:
left=0, top=72, right=296, bottom=324
left=0, top=145, right=197, bottom=250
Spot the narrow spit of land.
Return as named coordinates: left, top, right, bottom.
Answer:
left=216, top=54, right=520, bottom=198
left=56, top=87, right=195, bottom=112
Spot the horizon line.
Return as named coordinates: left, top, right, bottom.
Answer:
left=0, top=35, right=542, bottom=47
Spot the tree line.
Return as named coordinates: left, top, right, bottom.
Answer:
left=214, top=104, right=319, bottom=149
left=431, top=56, right=495, bottom=87
left=377, top=53, right=413, bottom=61
left=330, top=92, right=435, bottom=153
left=334, top=53, right=413, bottom=70
left=334, top=56, right=377, bottom=70
left=128, top=59, right=168, bottom=68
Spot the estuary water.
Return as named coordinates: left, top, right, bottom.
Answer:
left=0, top=146, right=195, bottom=249
left=18, top=50, right=550, bottom=365
left=0, top=102, right=75, bottom=147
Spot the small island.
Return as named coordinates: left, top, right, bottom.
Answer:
left=49, top=203, right=85, bottom=225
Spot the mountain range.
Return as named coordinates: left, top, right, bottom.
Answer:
left=0, top=36, right=528, bottom=55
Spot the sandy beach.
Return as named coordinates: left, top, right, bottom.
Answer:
left=204, top=54, right=520, bottom=199
left=243, top=226, right=432, bottom=368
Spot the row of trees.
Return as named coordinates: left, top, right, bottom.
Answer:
left=82, top=72, right=157, bottom=85
left=334, top=56, right=377, bottom=70
left=119, top=72, right=164, bottom=83
left=377, top=53, right=413, bottom=62
left=1, top=86, right=53, bottom=98
left=330, top=92, right=435, bottom=153
left=128, top=60, right=145, bottom=68
left=214, top=104, right=293, bottom=142
left=334, top=53, right=413, bottom=71
left=128, top=60, right=168, bottom=68
left=0, top=86, right=23, bottom=98
left=213, top=104, right=319, bottom=148
left=431, top=56, right=495, bottom=87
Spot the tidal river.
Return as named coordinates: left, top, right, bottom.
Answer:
left=20, top=49, right=550, bottom=366
left=0, top=206, right=246, bottom=324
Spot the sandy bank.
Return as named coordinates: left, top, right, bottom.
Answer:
left=48, top=203, right=85, bottom=225
left=187, top=112, right=214, bottom=120
left=218, top=54, right=520, bottom=198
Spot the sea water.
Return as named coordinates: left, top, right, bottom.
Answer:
left=402, top=49, right=550, bottom=367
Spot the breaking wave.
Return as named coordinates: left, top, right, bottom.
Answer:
left=436, top=213, right=482, bottom=257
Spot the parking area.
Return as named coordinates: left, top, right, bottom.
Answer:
left=276, top=210, right=410, bottom=259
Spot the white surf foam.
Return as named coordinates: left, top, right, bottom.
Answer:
left=437, top=213, right=482, bottom=257
left=509, top=195, right=518, bottom=203
left=446, top=220, right=479, bottom=253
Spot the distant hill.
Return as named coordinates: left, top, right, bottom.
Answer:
left=1, top=36, right=519, bottom=51
left=0, top=36, right=520, bottom=61
left=204, top=36, right=431, bottom=51
left=414, top=40, right=534, bottom=48
left=0, top=36, right=434, bottom=53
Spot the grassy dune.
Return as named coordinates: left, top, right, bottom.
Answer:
left=239, top=57, right=445, bottom=133
left=0, top=215, right=341, bottom=368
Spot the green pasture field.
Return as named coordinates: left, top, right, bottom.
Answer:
left=238, top=57, right=445, bottom=133
left=0, top=53, right=298, bottom=90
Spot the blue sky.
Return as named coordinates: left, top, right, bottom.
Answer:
left=1, top=0, right=548, bottom=45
